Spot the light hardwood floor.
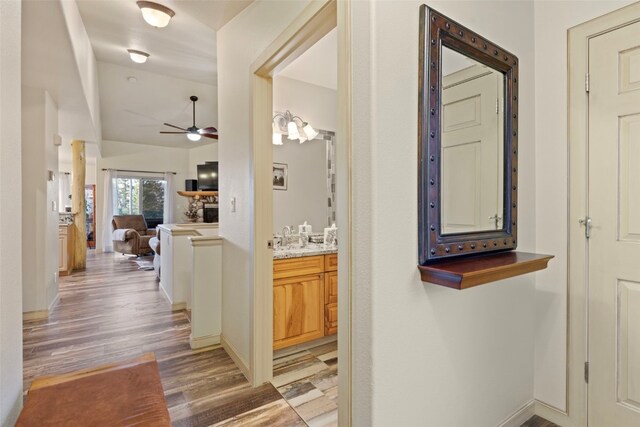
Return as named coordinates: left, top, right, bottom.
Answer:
left=23, top=252, right=305, bottom=426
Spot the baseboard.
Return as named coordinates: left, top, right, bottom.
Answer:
left=48, top=293, right=60, bottom=312
left=497, top=400, right=535, bottom=427
left=221, top=334, right=251, bottom=383
left=158, top=281, right=172, bottom=303
left=23, top=309, right=49, bottom=321
left=171, top=301, right=186, bottom=311
left=190, top=334, right=221, bottom=349
left=534, top=399, right=571, bottom=426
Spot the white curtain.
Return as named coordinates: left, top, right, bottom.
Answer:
left=58, top=173, right=71, bottom=212
left=163, top=172, right=175, bottom=225
left=101, top=169, right=116, bottom=252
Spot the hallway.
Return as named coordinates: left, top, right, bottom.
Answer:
left=22, top=252, right=305, bottom=425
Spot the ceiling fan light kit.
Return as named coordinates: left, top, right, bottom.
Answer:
left=160, top=95, right=218, bottom=142
left=127, top=49, right=150, bottom=64
left=272, top=110, right=318, bottom=145
left=187, top=133, right=201, bottom=142
left=137, top=1, right=175, bottom=28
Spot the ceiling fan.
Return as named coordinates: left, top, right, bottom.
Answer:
left=160, top=95, right=218, bottom=142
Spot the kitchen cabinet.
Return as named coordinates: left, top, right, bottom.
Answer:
left=59, top=225, right=75, bottom=276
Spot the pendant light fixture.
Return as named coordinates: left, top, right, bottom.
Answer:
left=137, top=1, right=175, bottom=28
left=272, top=110, right=319, bottom=145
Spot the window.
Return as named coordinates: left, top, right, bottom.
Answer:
left=114, top=177, right=165, bottom=229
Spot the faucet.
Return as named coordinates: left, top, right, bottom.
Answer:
left=281, top=226, right=292, bottom=247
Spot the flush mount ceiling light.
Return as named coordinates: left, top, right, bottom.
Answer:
left=272, top=110, right=319, bottom=145
left=127, top=49, right=150, bottom=64
left=137, top=1, right=175, bottom=28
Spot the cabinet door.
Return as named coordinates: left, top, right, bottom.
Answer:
left=273, top=273, right=324, bottom=349
left=324, top=271, right=338, bottom=335
left=324, top=271, right=338, bottom=304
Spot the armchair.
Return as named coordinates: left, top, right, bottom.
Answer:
left=112, top=215, right=156, bottom=256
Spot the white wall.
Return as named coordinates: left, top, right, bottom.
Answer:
left=219, top=1, right=538, bottom=424
left=217, top=0, right=311, bottom=369
left=59, top=0, right=102, bottom=146
left=188, top=143, right=218, bottom=179
left=0, top=0, right=23, bottom=424
left=273, top=76, right=337, bottom=232
left=532, top=0, right=635, bottom=410
left=21, top=86, right=59, bottom=314
left=59, top=158, right=97, bottom=187
left=272, top=136, right=327, bottom=232
left=349, top=1, right=537, bottom=425
left=95, top=140, right=192, bottom=251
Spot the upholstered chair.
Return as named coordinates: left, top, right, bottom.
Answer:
left=112, top=215, right=156, bottom=256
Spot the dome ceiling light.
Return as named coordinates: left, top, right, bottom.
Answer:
left=137, top=1, right=175, bottom=28
left=127, top=49, right=150, bottom=64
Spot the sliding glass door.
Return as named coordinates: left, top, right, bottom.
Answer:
left=113, top=176, right=165, bottom=229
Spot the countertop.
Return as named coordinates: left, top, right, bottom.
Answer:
left=157, top=223, right=221, bottom=237
left=273, top=243, right=337, bottom=260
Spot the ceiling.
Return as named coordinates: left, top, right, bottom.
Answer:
left=22, top=0, right=99, bottom=143
left=75, top=0, right=252, bottom=148
left=98, top=61, right=217, bottom=147
left=279, top=28, right=337, bottom=90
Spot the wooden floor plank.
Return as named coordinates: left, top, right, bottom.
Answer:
left=23, top=252, right=305, bottom=426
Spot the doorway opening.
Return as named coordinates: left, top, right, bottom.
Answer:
left=250, top=0, right=351, bottom=425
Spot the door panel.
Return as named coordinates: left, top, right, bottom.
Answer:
left=441, top=69, right=502, bottom=234
left=618, top=279, right=640, bottom=410
left=619, top=114, right=640, bottom=241
left=588, top=20, right=640, bottom=426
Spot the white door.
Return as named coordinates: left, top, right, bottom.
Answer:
left=588, top=20, right=640, bottom=426
left=441, top=65, right=503, bottom=234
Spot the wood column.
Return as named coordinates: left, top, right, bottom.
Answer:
left=71, top=140, right=86, bottom=270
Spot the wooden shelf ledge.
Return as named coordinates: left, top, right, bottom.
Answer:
left=177, top=191, right=218, bottom=197
left=418, top=251, right=553, bottom=290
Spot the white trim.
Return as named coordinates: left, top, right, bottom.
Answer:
left=534, top=399, right=570, bottom=426
left=497, top=400, right=535, bottom=427
left=189, top=334, right=221, bottom=349
left=336, top=1, right=352, bottom=424
left=221, top=334, right=251, bottom=383
left=567, top=4, right=640, bottom=427
left=249, top=0, right=338, bottom=387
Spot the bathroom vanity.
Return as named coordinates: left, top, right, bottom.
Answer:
left=273, top=246, right=338, bottom=349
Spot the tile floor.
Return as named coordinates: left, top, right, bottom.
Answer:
left=273, top=340, right=339, bottom=427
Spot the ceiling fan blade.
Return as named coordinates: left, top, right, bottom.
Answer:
left=201, top=133, right=219, bottom=140
left=160, top=131, right=187, bottom=134
left=163, top=122, right=187, bottom=131
left=199, top=126, right=218, bottom=134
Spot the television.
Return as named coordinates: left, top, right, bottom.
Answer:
left=197, top=162, right=218, bottom=191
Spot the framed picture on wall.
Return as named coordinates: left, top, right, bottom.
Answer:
left=273, top=163, right=288, bottom=191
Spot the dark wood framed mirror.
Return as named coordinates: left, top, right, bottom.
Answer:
left=418, top=5, right=519, bottom=265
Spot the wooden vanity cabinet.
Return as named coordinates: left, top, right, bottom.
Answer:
left=273, top=253, right=339, bottom=349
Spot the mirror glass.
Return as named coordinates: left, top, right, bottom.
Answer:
left=440, top=45, right=505, bottom=235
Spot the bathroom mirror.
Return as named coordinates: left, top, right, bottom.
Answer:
left=418, top=5, right=519, bottom=264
